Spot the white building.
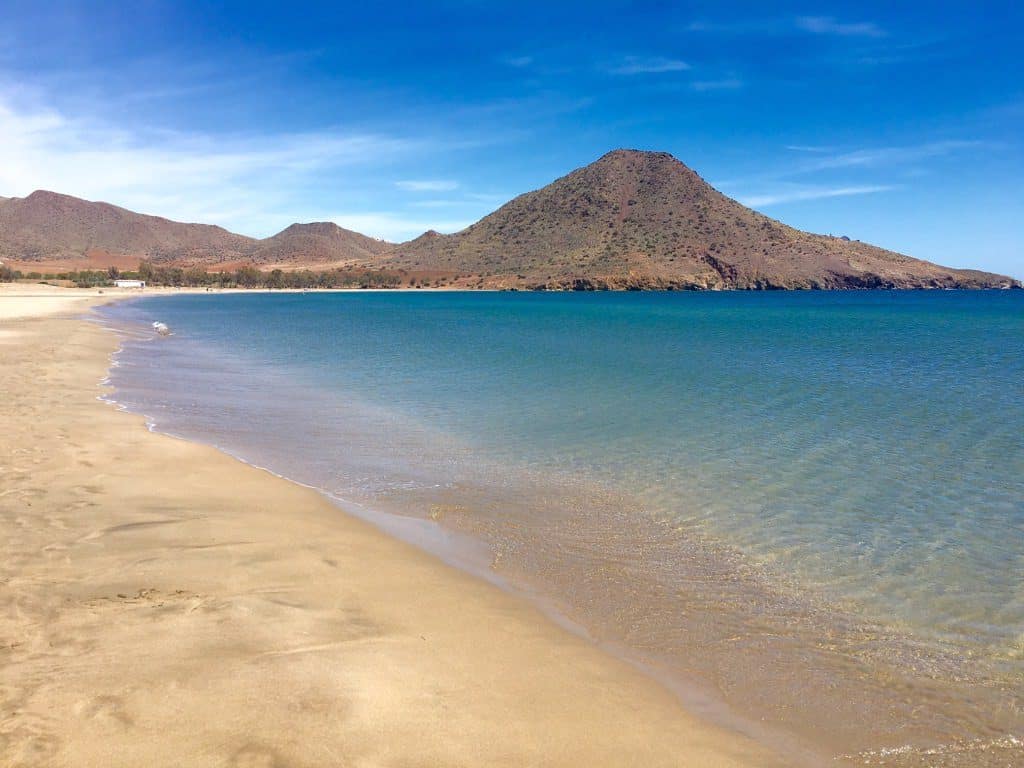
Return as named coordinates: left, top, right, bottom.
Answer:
left=114, top=279, right=146, bottom=289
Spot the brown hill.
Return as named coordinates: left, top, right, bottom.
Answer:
left=0, top=192, right=393, bottom=271
left=251, top=222, right=391, bottom=267
left=0, top=190, right=254, bottom=265
left=382, top=149, right=1017, bottom=290
left=1, top=156, right=1017, bottom=289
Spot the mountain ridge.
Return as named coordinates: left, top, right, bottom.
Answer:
left=0, top=191, right=391, bottom=269
left=380, top=149, right=1016, bottom=290
left=251, top=222, right=391, bottom=267
left=0, top=190, right=254, bottom=264
left=0, top=151, right=1018, bottom=289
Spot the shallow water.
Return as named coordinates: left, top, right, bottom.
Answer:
left=98, top=290, right=1024, bottom=766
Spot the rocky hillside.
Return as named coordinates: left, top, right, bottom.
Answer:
left=1, top=155, right=1017, bottom=289
left=382, top=150, right=1017, bottom=290
left=251, top=222, right=390, bottom=266
left=0, top=192, right=390, bottom=269
left=0, top=190, right=254, bottom=264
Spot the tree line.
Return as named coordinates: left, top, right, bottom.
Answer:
left=2, top=261, right=405, bottom=289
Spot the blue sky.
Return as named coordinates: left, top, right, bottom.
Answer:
left=1, top=1, right=1021, bottom=275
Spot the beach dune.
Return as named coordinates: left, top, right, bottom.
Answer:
left=0, top=284, right=786, bottom=767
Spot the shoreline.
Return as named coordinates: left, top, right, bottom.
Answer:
left=4, top=277, right=1021, bottom=297
left=0, top=283, right=791, bottom=765
left=108, top=402, right=826, bottom=766
left=97, top=288, right=1024, bottom=764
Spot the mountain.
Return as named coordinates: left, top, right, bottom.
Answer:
left=250, top=222, right=390, bottom=267
left=0, top=192, right=390, bottom=270
left=0, top=155, right=1017, bottom=289
left=0, top=190, right=254, bottom=265
left=382, top=149, right=1017, bottom=290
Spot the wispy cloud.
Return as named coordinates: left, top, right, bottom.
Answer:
left=608, top=56, right=690, bottom=75
left=331, top=212, right=473, bottom=242
left=683, top=20, right=773, bottom=34
left=690, top=78, right=743, bottom=92
left=450, top=92, right=594, bottom=122
left=503, top=55, right=534, bottom=68
left=686, top=16, right=886, bottom=38
left=740, top=184, right=896, bottom=207
left=795, top=16, right=886, bottom=38
left=798, top=140, right=986, bottom=172
left=785, top=145, right=836, bottom=153
left=853, top=39, right=950, bottom=67
left=395, top=179, right=459, bottom=192
left=0, top=84, right=426, bottom=236
left=722, top=139, right=991, bottom=208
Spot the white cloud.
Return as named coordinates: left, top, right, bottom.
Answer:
left=331, top=213, right=474, bottom=242
left=609, top=56, right=690, bottom=75
left=395, top=179, right=459, bottom=192
left=740, top=185, right=895, bottom=207
left=796, top=16, right=886, bottom=38
left=800, top=140, right=986, bottom=172
left=719, top=139, right=990, bottom=206
left=0, top=84, right=423, bottom=236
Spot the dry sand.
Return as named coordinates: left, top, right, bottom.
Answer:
left=0, top=284, right=789, bottom=767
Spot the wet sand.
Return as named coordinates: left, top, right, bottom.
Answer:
left=0, top=283, right=789, bottom=767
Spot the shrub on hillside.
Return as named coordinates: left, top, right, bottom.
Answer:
left=0, top=265, right=22, bottom=282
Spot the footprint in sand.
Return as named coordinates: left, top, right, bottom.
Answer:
left=229, top=744, right=283, bottom=768
left=43, top=515, right=70, bottom=530
left=75, top=694, right=133, bottom=728
left=1, top=487, right=45, bottom=501
left=0, top=683, right=25, bottom=710
left=13, top=732, right=60, bottom=764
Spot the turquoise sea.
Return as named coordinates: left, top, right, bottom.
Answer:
left=98, top=291, right=1024, bottom=766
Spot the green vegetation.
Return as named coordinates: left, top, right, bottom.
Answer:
left=135, top=259, right=402, bottom=288
left=13, top=259, right=404, bottom=289
left=0, top=265, right=23, bottom=282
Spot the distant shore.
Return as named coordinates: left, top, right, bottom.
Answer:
left=0, top=281, right=788, bottom=766
left=4, top=275, right=1020, bottom=297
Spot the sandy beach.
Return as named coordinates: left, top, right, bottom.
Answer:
left=0, top=283, right=788, bottom=767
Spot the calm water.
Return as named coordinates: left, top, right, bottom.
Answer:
left=98, top=291, right=1024, bottom=766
